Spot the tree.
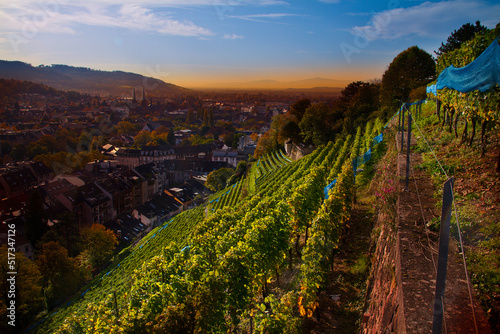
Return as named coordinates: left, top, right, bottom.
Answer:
left=435, top=21, right=487, bottom=57
left=11, top=143, right=27, bottom=161
left=116, top=121, right=139, bottom=136
left=226, top=161, right=247, bottom=186
left=167, top=128, right=176, bottom=145
left=254, top=130, right=278, bottom=159
left=299, top=103, right=332, bottom=146
left=209, top=108, right=214, bottom=127
left=36, top=241, right=85, bottom=308
left=133, top=130, right=152, bottom=148
left=24, top=191, right=48, bottom=245
left=0, top=141, right=12, bottom=156
left=203, top=108, right=212, bottom=127
left=81, top=224, right=118, bottom=270
left=275, top=113, right=302, bottom=145
left=206, top=168, right=234, bottom=192
left=186, top=109, right=195, bottom=124
left=342, top=82, right=380, bottom=132
left=53, top=212, right=80, bottom=257
left=288, top=98, right=311, bottom=123
left=380, top=46, right=435, bottom=112
left=338, top=81, right=366, bottom=109
left=223, top=132, right=235, bottom=147
left=0, top=246, right=44, bottom=333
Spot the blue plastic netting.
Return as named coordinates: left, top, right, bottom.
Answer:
left=434, top=37, right=500, bottom=93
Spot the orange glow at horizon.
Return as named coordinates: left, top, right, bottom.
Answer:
left=164, top=65, right=384, bottom=90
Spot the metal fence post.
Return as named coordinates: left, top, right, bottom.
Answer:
left=432, top=177, right=455, bottom=334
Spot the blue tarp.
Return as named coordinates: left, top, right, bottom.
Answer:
left=434, top=37, right=500, bottom=93
left=427, top=84, right=437, bottom=95
left=357, top=148, right=372, bottom=166
left=373, top=133, right=383, bottom=145
left=324, top=179, right=337, bottom=199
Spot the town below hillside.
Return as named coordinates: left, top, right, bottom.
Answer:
left=0, top=78, right=341, bottom=261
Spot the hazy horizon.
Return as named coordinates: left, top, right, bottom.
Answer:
left=1, top=1, right=499, bottom=90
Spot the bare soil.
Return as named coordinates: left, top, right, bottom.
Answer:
left=306, top=131, right=495, bottom=334
left=303, top=197, right=374, bottom=334
left=397, top=147, right=492, bottom=334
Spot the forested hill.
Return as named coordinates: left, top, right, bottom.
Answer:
left=0, top=60, right=190, bottom=97
left=0, top=78, right=87, bottom=103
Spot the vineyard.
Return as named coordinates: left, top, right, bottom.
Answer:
left=22, top=24, right=500, bottom=334
left=33, top=117, right=387, bottom=333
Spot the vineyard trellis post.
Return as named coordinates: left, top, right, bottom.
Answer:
left=398, top=102, right=402, bottom=132
left=405, top=110, right=412, bottom=191
left=401, top=103, right=406, bottom=153
left=432, top=177, right=455, bottom=334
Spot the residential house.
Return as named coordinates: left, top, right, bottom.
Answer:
left=0, top=166, right=38, bottom=199
left=84, top=160, right=118, bottom=175
left=95, top=175, right=133, bottom=218
left=38, top=178, right=77, bottom=207
left=134, top=162, right=168, bottom=198
left=104, top=212, right=148, bottom=245
left=133, top=193, right=182, bottom=229
left=58, top=183, right=113, bottom=227
left=141, top=121, right=163, bottom=132
left=23, top=161, right=53, bottom=184
left=114, top=148, right=141, bottom=168
left=164, top=187, right=193, bottom=211
left=212, top=146, right=238, bottom=167
left=139, top=145, right=176, bottom=165
left=114, top=167, right=148, bottom=208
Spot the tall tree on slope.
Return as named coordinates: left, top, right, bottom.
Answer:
left=380, top=46, right=435, bottom=114
left=435, top=21, right=487, bottom=57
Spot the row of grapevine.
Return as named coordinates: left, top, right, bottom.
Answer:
left=327, top=133, right=355, bottom=183
left=211, top=180, right=240, bottom=210
left=298, top=160, right=355, bottom=318
left=52, top=141, right=343, bottom=332
left=208, top=149, right=293, bottom=211
left=37, top=206, right=206, bottom=332
left=430, top=28, right=499, bottom=160
left=434, top=29, right=499, bottom=124
left=37, top=147, right=299, bottom=332
left=46, top=119, right=387, bottom=333
left=257, top=145, right=329, bottom=199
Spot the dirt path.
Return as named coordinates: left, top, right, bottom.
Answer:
left=307, top=130, right=494, bottom=334
left=397, top=148, right=493, bottom=334
left=304, top=196, right=375, bottom=333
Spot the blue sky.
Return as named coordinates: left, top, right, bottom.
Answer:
left=0, top=0, right=499, bottom=88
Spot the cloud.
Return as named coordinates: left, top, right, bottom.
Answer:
left=228, top=13, right=298, bottom=22
left=0, top=0, right=287, bottom=7
left=0, top=2, right=213, bottom=37
left=350, top=0, right=500, bottom=41
left=318, top=0, right=341, bottom=3
left=223, top=33, right=245, bottom=39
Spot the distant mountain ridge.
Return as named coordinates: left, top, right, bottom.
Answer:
left=0, top=60, right=190, bottom=97
left=203, top=77, right=349, bottom=90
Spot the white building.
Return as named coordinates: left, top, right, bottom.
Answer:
left=212, top=146, right=238, bottom=167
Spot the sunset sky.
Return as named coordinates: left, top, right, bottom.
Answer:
left=0, top=0, right=499, bottom=89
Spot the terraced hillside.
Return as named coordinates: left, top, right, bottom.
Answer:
left=33, top=118, right=386, bottom=333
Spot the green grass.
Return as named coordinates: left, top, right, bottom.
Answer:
left=414, top=98, right=500, bottom=330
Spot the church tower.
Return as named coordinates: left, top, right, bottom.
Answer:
left=132, top=88, right=137, bottom=104
left=141, top=87, right=147, bottom=107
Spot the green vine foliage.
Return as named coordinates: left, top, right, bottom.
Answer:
left=434, top=28, right=500, bottom=124
left=53, top=129, right=376, bottom=333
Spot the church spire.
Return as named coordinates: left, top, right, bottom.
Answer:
left=132, top=88, right=137, bottom=103
left=141, top=87, right=147, bottom=107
